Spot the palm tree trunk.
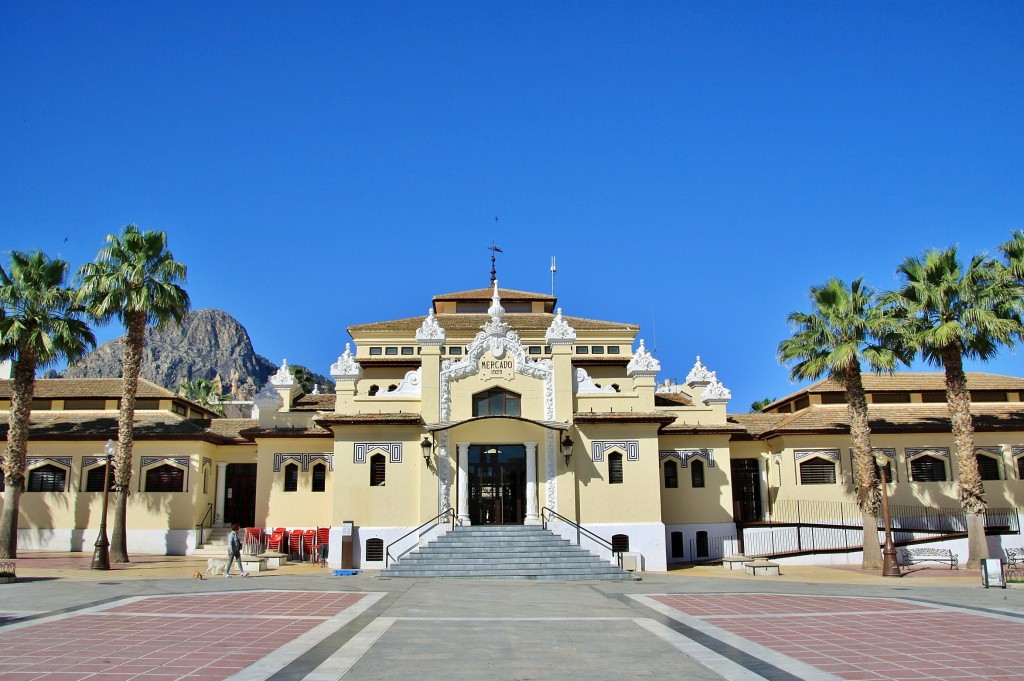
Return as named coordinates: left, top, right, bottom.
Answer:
left=0, top=353, right=37, bottom=558
left=846, top=366, right=882, bottom=569
left=942, top=346, right=988, bottom=568
left=110, top=313, right=146, bottom=563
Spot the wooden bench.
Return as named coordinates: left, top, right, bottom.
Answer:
left=899, top=547, right=958, bottom=570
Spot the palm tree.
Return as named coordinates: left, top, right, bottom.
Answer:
left=886, top=247, right=1023, bottom=568
left=0, top=251, right=95, bottom=558
left=778, top=278, right=910, bottom=570
left=76, top=226, right=189, bottom=563
left=178, top=377, right=225, bottom=416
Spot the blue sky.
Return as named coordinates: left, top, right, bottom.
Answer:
left=2, top=2, right=1022, bottom=410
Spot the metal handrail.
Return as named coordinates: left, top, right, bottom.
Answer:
left=541, top=506, right=623, bottom=567
left=385, top=508, right=456, bottom=567
left=194, top=503, right=214, bottom=547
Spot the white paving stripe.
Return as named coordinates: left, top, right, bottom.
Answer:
left=632, top=617, right=769, bottom=681
left=228, top=592, right=387, bottom=681
left=303, top=616, right=397, bottom=681
left=632, top=595, right=844, bottom=681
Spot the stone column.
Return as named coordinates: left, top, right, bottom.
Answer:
left=215, top=462, right=228, bottom=527
left=457, top=443, right=471, bottom=526
left=524, top=441, right=540, bottom=525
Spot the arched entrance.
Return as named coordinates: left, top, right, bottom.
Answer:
left=468, top=444, right=526, bottom=525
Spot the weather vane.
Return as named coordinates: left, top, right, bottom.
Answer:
left=488, top=221, right=503, bottom=285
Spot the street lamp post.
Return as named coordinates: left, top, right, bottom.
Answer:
left=875, top=453, right=902, bottom=577
left=91, top=439, right=115, bottom=570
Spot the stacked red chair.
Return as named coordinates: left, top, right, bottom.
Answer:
left=243, top=527, right=264, bottom=555
left=267, top=528, right=287, bottom=553
left=288, top=530, right=303, bottom=561
left=314, top=526, right=330, bottom=566
left=301, top=529, right=317, bottom=562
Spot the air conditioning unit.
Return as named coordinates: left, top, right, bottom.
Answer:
left=620, top=553, right=640, bottom=572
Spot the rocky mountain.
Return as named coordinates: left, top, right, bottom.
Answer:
left=61, top=308, right=328, bottom=400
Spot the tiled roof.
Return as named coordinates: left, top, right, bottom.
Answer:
left=734, top=403, right=1024, bottom=436
left=573, top=412, right=677, bottom=425
left=349, top=313, right=638, bottom=334
left=655, top=393, right=693, bottom=407
left=0, top=378, right=179, bottom=400
left=433, top=287, right=556, bottom=302
left=766, top=372, right=1024, bottom=410
left=0, top=411, right=241, bottom=443
left=660, top=422, right=747, bottom=434
left=238, top=424, right=333, bottom=438
left=314, top=412, right=425, bottom=426
left=292, top=394, right=337, bottom=411
left=206, top=418, right=258, bottom=441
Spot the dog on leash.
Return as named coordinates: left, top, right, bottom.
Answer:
left=193, top=571, right=204, bottom=580
left=205, top=559, right=227, bottom=577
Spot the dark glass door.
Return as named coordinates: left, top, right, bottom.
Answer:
left=469, top=445, right=525, bottom=525
left=730, top=458, right=762, bottom=524
left=224, top=463, right=257, bottom=527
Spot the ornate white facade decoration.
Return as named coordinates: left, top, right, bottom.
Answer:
left=270, top=358, right=297, bottom=387
left=253, top=381, right=284, bottom=412
left=330, top=343, right=362, bottom=381
left=656, top=378, right=686, bottom=394
left=626, top=339, right=661, bottom=377
left=685, top=356, right=714, bottom=386
left=545, top=429, right=557, bottom=510
left=574, top=366, right=615, bottom=394
left=701, top=371, right=732, bottom=404
left=545, top=308, right=576, bottom=344
left=377, top=368, right=422, bottom=396
left=437, top=282, right=557, bottom=513
left=416, top=309, right=446, bottom=345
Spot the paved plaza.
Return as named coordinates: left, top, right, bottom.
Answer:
left=1, top=554, right=1023, bottom=680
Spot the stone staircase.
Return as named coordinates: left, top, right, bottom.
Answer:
left=379, top=525, right=636, bottom=580
left=192, top=527, right=231, bottom=559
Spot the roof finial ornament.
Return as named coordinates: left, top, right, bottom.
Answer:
left=488, top=279, right=505, bottom=319
left=487, top=239, right=503, bottom=286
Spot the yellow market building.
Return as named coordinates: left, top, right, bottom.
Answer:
left=3, top=281, right=1024, bottom=571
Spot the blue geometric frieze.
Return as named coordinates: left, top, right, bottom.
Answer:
left=354, top=443, right=402, bottom=465
left=660, top=449, right=715, bottom=468
left=591, top=441, right=640, bottom=462
left=273, top=453, right=334, bottom=472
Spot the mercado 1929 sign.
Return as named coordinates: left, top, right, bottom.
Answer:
left=480, top=356, right=514, bottom=381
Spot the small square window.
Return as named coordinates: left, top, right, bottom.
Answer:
left=385, top=347, right=398, bottom=356
left=577, top=346, right=589, bottom=354
left=607, top=346, right=620, bottom=354
left=545, top=346, right=551, bottom=354
left=529, top=346, right=542, bottom=355
left=449, top=347, right=462, bottom=355
left=401, top=347, right=414, bottom=355
left=369, top=347, right=383, bottom=356
left=592, top=346, right=604, bottom=354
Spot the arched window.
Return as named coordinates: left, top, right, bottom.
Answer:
left=696, top=531, right=709, bottom=558
left=472, top=388, right=521, bottom=417
left=370, top=454, right=386, bottom=486
left=664, top=460, right=678, bottom=488
left=910, top=455, right=947, bottom=482
left=311, top=463, right=326, bottom=492
left=977, top=453, right=1000, bottom=481
left=670, top=531, right=684, bottom=558
left=145, top=464, right=185, bottom=493
left=284, top=463, right=299, bottom=492
left=608, top=452, right=623, bottom=484
left=28, top=464, right=66, bottom=492
left=691, top=460, right=705, bottom=488
left=85, top=464, right=111, bottom=492
left=799, top=457, right=836, bottom=484
left=611, top=534, right=629, bottom=553
left=365, top=538, right=384, bottom=562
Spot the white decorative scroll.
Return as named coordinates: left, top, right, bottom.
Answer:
left=702, top=371, right=732, bottom=404
left=574, top=366, right=615, bottom=394
left=626, top=339, right=660, bottom=377
left=416, top=309, right=446, bottom=344
left=270, top=359, right=297, bottom=387
left=377, top=368, right=422, bottom=396
left=438, top=430, right=451, bottom=515
left=253, top=381, right=284, bottom=411
left=685, top=356, right=714, bottom=386
left=545, top=307, right=576, bottom=344
left=330, top=343, right=362, bottom=381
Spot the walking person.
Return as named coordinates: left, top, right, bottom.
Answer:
left=226, top=522, right=247, bottom=577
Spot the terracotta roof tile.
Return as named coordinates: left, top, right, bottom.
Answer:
left=0, top=411, right=239, bottom=443
left=314, top=412, right=425, bottom=426
left=433, top=287, right=556, bottom=301
left=659, top=422, right=748, bottom=434
left=573, top=412, right=677, bottom=425
left=0, top=378, right=179, bottom=400
left=292, top=394, right=337, bottom=411
left=738, top=403, right=1024, bottom=436
left=238, top=424, right=333, bottom=438
left=349, top=313, right=638, bottom=335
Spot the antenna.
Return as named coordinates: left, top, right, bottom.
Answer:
left=550, top=256, right=557, bottom=296
left=650, top=304, right=658, bottom=353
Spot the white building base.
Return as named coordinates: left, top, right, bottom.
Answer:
left=17, top=528, right=197, bottom=556
left=547, top=521, right=667, bottom=572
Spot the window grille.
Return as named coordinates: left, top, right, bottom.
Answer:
left=608, top=453, right=623, bottom=484
left=145, top=464, right=184, bottom=493
left=799, top=457, right=836, bottom=484
left=910, top=455, right=947, bottom=482
left=85, top=464, right=110, bottom=492
left=28, top=464, right=66, bottom=492
left=312, top=463, right=326, bottom=492
left=664, top=460, right=678, bottom=488
left=284, top=463, right=298, bottom=492
left=691, top=460, right=706, bottom=488
left=611, top=534, right=629, bottom=552
left=977, top=454, right=1000, bottom=481
left=370, top=454, right=386, bottom=486
left=366, top=538, right=384, bottom=561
